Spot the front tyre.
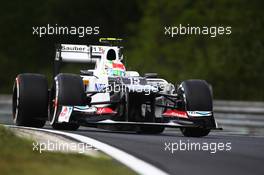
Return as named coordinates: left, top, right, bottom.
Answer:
left=179, top=80, right=213, bottom=137
left=180, top=128, right=210, bottom=137
left=49, top=73, right=86, bottom=130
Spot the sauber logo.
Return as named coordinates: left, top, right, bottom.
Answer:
left=61, top=45, right=88, bottom=52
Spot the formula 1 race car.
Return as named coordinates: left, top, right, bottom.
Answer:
left=12, top=38, right=221, bottom=137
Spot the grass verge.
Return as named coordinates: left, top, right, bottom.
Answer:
left=0, top=125, right=136, bottom=175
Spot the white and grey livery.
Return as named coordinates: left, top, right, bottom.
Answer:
left=12, top=38, right=221, bottom=137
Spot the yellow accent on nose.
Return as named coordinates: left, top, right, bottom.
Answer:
left=83, top=79, right=89, bottom=85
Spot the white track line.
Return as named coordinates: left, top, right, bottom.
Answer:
left=6, top=125, right=168, bottom=175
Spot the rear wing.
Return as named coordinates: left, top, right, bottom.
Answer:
left=53, top=44, right=121, bottom=76
left=55, top=44, right=102, bottom=63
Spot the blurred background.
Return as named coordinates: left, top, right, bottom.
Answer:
left=0, top=0, right=263, bottom=100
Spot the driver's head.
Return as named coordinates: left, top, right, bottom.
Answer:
left=106, top=49, right=116, bottom=60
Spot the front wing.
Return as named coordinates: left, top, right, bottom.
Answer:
left=56, top=105, right=222, bottom=130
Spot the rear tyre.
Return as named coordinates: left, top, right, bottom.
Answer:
left=50, top=73, right=86, bottom=130
left=12, top=74, right=48, bottom=128
left=179, top=80, right=213, bottom=137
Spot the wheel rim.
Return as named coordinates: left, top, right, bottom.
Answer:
left=49, top=79, right=59, bottom=125
left=12, top=78, right=19, bottom=123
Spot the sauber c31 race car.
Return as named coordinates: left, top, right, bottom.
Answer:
left=12, top=38, right=221, bottom=137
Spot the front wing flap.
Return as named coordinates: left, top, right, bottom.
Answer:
left=79, top=119, right=222, bottom=130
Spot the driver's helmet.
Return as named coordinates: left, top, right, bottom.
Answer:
left=105, top=49, right=126, bottom=76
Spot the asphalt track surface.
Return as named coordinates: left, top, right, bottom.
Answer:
left=2, top=111, right=264, bottom=175
left=69, top=127, right=264, bottom=175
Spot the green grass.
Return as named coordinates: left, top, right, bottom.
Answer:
left=0, top=125, right=136, bottom=175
